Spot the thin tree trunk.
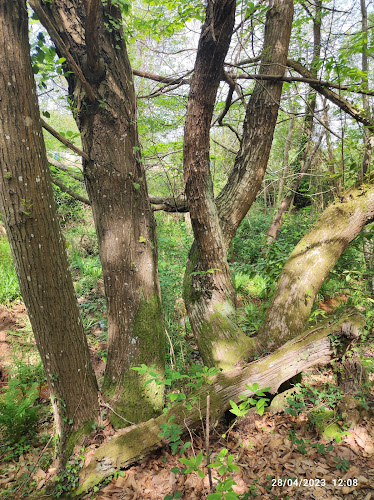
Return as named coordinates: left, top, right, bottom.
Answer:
left=266, top=0, right=322, bottom=245
left=183, top=0, right=294, bottom=369
left=322, top=104, right=341, bottom=197
left=276, top=103, right=295, bottom=205
left=30, top=0, right=165, bottom=425
left=257, top=181, right=374, bottom=351
left=0, top=0, right=98, bottom=453
left=359, top=0, right=374, bottom=296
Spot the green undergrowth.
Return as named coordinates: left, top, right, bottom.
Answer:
left=0, top=237, right=20, bottom=305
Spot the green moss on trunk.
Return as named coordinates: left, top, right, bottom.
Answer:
left=103, top=294, right=165, bottom=427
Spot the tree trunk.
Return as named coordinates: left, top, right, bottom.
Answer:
left=359, top=0, right=374, bottom=296
left=0, top=0, right=98, bottom=453
left=73, top=310, right=363, bottom=496
left=30, top=0, right=165, bottom=425
left=257, top=181, right=374, bottom=351
left=266, top=0, right=322, bottom=245
left=183, top=0, right=294, bottom=369
left=276, top=100, right=295, bottom=205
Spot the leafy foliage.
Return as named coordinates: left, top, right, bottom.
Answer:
left=0, top=360, right=44, bottom=443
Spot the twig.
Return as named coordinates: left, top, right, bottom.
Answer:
left=165, top=327, right=177, bottom=369
left=15, top=433, right=54, bottom=496
left=100, top=402, right=135, bottom=426
left=206, top=395, right=213, bottom=492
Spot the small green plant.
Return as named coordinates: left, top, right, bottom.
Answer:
left=288, top=430, right=308, bottom=455
left=0, top=360, right=44, bottom=443
left=285, top=392, right=305, bottom=417
left=54, top=450, right=85, bottom=498
left=158, top=417, right=191, bottom=455
left=334, top=457, right=350, bottom=472
left=311, top=442, right=333, bottom=455
left=230, top=383, right=270, bottom=417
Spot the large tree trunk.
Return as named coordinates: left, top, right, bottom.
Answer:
left=183, top=0, right=294, bottom=369
left=257, top=181, right=374, bottom=351
left=0, top=0, right=98, bottom=452
left=73, top=310, right=363, bottom=496
left=30, top=0, right=165, bottom=425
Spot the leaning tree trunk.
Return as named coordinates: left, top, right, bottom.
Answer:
left=257, top=181, right=374, bottom=351
left=183, top=0, right=294, bottom=369
left=73, top=310, right=363, bottom=496
left=0, top=0, right=99, bottom=453
left=30, top=0, right=165, bottom=426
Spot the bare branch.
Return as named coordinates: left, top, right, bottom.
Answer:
left=132, top=69, right=191, bottom=86
left=287, top=59, right=374, bottom=130
left=149, top=195, right=188, bottom=212
left=51, top=177, right=90, bottom=205
left=47, top=156, right=84, bottom=182
left=41, top=119, right=89, bottom=160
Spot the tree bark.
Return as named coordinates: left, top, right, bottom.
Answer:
left=257, top=181, right=374, bottom=351
left=266, top=0, right=322, bottom=245
left=276, top=100, right=295, bottom=205
left=30, top=0, right=165, bottom=425
left=73, top=310, right=363, bottom=496
left=183, top=0, right=294, bottom=369
left=183, top=0, right=251, bottom=369
left=359, top=0, right=374, bottom=295
left=0, top=0, right=98, bottom=452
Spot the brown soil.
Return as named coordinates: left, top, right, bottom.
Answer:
left=0, top=304, right=26, bottom=388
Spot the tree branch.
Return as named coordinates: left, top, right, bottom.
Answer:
left=51, top=177, right=90, bottom=205
left=132, top=69, right=191, bottom=86
left=41, top=119, right=89, bottom=160
left=74, top=310, right=364, bottom=495
left=287, top=59, right=374, bottom=130
left=234, top=71, right=374, bottom=97
left=47, top=156, right=84, bottom=182
left=149, top=195, right=188, bottom=212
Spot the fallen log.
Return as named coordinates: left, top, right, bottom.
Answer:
left=73, top=310, right=364, bottom=496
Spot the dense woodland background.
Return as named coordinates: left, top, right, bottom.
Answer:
left=0, top=0, right=374, bottom=498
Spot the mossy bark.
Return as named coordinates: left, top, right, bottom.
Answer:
left=72, top=310, right=363, bottom=496
left=183, top=0, right=294, bottom=369
left=257, top=182, right=374, bottom=352
left=183, top=245, right=255, bottom=369
left=102, top=294, right=165, bottom=426
left=0, top=0, right=99, bottom=455
left=31, top=0, right=165, bottom=423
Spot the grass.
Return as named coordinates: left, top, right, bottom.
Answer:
left=0, top=238, right=20, bottom=305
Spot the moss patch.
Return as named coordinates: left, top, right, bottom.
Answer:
left=103, top=294, right=165, bottom=427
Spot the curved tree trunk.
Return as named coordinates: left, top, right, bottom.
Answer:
left=0, top=0, right=99, bottom=453
left=257, top=181, right=374, bottom=351
left=183, top=0, right=294, bottom=369
left=30, top=0, right=164, bottom=426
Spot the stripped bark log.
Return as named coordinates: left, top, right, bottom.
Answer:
left=72, top=310, right=364, bottom=496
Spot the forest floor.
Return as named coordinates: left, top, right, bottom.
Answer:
left=0, top=304, right=373, bottom=500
